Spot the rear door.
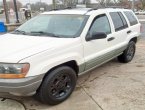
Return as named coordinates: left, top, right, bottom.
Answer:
left=123, top=11, right=141, bottom=40
left=108, top=12, right=129, bottom=56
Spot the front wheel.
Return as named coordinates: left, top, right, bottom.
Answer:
left=118, top=41, right=136, bottom=63
left=35, top=66, right=77, bottom=105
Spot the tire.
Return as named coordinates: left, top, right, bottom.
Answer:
left=35, top=66, right=77, bottom=105
left=118, top=41, right=136, bottom=63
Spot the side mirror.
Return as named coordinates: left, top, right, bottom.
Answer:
left=86, top=32, right=107, bottom=41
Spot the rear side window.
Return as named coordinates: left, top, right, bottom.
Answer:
left=110, top=12, right=127, bottom=32
left=118, top=12, right=128, bottom=28
left=124, top=11, right=138, bottom=26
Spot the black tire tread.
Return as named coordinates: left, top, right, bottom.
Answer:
left=118, top=41, right=136, bottom=63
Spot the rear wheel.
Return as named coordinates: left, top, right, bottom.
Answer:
left=35, top=66, right=77, bottom=105
left=118, top=41, right=136, bottom=63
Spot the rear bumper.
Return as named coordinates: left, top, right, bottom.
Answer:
left=0, top=74, right=44, bottom=96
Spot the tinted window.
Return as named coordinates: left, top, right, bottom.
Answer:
left=118, top=12, right=128, bottom=28
left=89, top=14, right=111, bottom=35
left=110, top=12, right=126, bottom=31
left=124, top=11, right=138, bottom=26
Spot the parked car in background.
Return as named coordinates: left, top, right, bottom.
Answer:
left=135, top=10, right=145, bottom=15
left=0, top=8, right=141, bottom=105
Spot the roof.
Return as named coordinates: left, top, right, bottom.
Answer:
left=42, top=8, right=132, bottom=15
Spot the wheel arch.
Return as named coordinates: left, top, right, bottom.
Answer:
left=129, top=37, right=138, bottom=43
left=44, top=60, right=79, bottom=77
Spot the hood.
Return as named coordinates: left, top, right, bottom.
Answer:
left=0, top=34, right=75, bottom=63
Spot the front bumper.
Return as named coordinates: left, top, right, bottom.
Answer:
left=0, top=74, right=44, bottom=96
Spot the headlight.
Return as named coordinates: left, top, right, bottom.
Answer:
left=0, top=63, right=30, bottom=79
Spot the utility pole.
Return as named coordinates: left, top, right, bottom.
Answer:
left=13, top=0, right=19, bottom=23
left=3, top=0, right=10, bottom=24
left=132, top=0, right=135, bottom=12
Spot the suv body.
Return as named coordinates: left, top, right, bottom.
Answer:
left=0, top=8, right=141, bottom=104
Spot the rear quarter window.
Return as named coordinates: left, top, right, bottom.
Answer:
left=124, top=11, right=138, bottom=26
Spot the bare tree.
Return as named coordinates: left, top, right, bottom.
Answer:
left=96, top=0, right=111, bottom=6
left=7, top=0, right=23, bottom=10
left=140, top=0, right=145, bottom=9
left=3, top=0, right=10, bottom=23
left=28, top=2, right=50, bottom=11
left=57, top=0, right=76, bottom=7
left=96, top=0, right=105, bottom=6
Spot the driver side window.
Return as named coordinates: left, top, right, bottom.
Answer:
left=89, top=14, right=111, bottom=36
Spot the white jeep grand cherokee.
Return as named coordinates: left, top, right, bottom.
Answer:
left=0, top=8, right=141, bottom=105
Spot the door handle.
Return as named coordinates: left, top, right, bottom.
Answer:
left=127, top=30, right=132, bottom=34
left=107, top=37, right=115, bottom=41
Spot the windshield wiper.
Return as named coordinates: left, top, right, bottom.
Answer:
left=13, top=30, right=26, bottom=35
left=30, top=31, right=61, bottom=38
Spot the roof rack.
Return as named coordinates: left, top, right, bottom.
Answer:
left=83, top=7, right=99, bottom=15
left=49, top=6, right=73, bottom=11
left=84, top=6, right=120, bottom=15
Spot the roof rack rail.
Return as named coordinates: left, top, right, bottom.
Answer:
left=49, top=6, right=73, bottom=11
left=83, top=7, right=100, bottom=15
left=83, top=6, right=106, bottom=15
left=84, top=6, right=121, bottom=15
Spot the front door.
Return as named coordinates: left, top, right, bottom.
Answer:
left=83, top=14, right=112, bottom=70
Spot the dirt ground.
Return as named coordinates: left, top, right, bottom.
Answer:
left=0, top=38, right=145, bottom=110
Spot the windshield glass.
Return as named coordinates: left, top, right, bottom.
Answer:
left=14, top=14, right=89, bottom=38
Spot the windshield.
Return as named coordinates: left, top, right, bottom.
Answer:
left=13, top=14, right=89, bottom=38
